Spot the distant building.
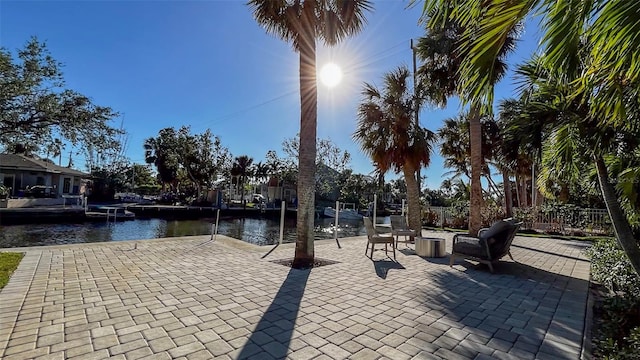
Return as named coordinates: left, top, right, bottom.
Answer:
left=0, top=154, right=89, bottom=198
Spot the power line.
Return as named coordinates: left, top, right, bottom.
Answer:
left=191, top=89, right=298, bottom=129
left=191, top=40, right=411, bottom=129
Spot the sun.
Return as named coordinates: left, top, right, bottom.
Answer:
left=319, top=63, right=343, bottom=88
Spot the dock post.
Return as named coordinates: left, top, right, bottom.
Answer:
left=335, top=201, right=339, bottom=240
left=335, top=201, right=341, bottom=248
left=279, top=201, right=285, bottom=245
left=373, top=194, right=377, bottom=226
left=211, top=208, right=220, bottom=241
left=401, top=199, right=405, bottom=217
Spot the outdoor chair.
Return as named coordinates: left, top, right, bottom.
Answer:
left=450, top=218, right=522, bottom=273
left=390, top=215, right=418, bottom=247
left=364, top=217, right=396, bottom=260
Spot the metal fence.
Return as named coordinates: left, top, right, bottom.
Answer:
left=423, top=206, right=612, bottom=236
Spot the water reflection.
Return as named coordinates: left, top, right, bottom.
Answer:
left=0, top=217, right=376, bottom=248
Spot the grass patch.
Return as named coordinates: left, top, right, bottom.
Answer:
left=0, top=252, right=24, bottom=290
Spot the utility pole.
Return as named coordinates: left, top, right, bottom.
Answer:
left=411, top=39, right=421, bottom=192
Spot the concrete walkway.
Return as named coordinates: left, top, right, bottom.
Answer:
left=0, top=231, right=591, bottom=359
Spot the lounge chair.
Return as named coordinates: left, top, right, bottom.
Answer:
left=449, top=218, right=522, bottom=273
left=364, top=217, right=396, bottom=260
left=390, top=215, right=418, bottom=247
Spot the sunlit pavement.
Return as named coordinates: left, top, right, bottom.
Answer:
left=0, top=230, right=591, bottom=359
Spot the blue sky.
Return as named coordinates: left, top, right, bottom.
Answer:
left=1, top=1, right=541, bottom=190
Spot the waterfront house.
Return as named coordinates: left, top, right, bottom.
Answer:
left=0, top=154, right=89, bottom=198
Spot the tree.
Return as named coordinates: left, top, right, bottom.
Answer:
left=427, top=0, right=640, bottom=274
left=353, top=66, right=436, bottom=231
left=248, top=0, right=373, bottom=268
left=177, top=127, right=230, bottom=200
left=252, top=161, right=270, bottom=198
left=144, top=128, right=180, bottom=191
left=508, top=51, right=640, bottom=274
left=338, top=170, right=376, bottom=210
left=0, top=37, right=122, bottom=158
left=416, top=8, right=517, bottom=235
left=281, top=134, right=352, bottom=202
left=144, top=126, right=230, bottom=200
left=231, top=155, right=254, bottom=209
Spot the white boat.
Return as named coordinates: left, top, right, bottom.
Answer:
left=323, top=203, right=363, bottom=221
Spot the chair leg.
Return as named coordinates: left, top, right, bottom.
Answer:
left=365, top=242, right=369, bottom=256
left=392, top=242, right=396, bottom=260
left=508, top=251, right=515, bottom=261
left=370, top=243, right=375, bottom=258
left=487, top=262, right=494, bottom=273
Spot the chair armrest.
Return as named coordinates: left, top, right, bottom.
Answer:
left=452, top=234, right=492, bottom=260
left=478, top=228, right=490, bottom=237
left=453, top=233, right=478, bottom=246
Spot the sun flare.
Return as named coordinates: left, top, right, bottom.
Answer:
left=319, top=63, right=343, bottom=88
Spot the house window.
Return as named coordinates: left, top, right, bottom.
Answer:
left=36, top=177, right=45, bottom=185
left=63, top=178, right=71, bottom=193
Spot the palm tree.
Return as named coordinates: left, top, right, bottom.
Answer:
left=497, top=36, right=640, bottom=274
left=438, top=113, right=506, bottom=217
left=416, top=11, right=518, bottom=235
left=353, top=66, right=436, bottom=232
left=231, top=155, right=254, bottom=209
left=143, top=129, right=180, bottom=191
left=248, top=0, right=373, bottom=268
left=252, top=161, right=270, bottom=200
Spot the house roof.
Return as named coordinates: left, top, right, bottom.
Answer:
left=0, top=154, right=89, bottom=177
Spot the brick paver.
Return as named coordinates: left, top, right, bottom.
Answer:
left=0, top=231, right=591, bottom=359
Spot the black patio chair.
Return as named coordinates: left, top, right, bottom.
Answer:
left=449, top=218, right=522, bottom=273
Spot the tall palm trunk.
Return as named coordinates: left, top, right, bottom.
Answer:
left=469, top=103, right=483, bottom=235
left=293, top=33, right=317, bottom=268
left=403, top=165, right=421, bottom=232
left=594, top=154, right=640, bottom=275
left=502, top=170, right=512, bottom=217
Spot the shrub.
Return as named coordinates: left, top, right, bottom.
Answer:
left=422, top=209, right=439, bottom=227
left=448, top=200, right=469, bottom=229
left=481, top=202, right=505, bottom=227
left=592, top=296, right=640, bottom=360
left=513, top=207, right=537, bottom=230
left=587, top=237, right=640, bottom=359
left=586, top=238, right=640, bottom=297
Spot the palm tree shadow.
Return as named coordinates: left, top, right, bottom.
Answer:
left=236, top=267, right=310, bottom=360
left=372, top=259, right=405, bottom=279
left=428, top=260, right=590, bottom=358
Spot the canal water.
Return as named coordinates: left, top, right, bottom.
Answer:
left=0, top=217, right=387, bottom=248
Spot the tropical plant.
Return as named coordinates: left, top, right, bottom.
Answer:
left=248, top=0, right=373, bottom=268
left=144, top=128, right=180, bottom=191
left=419, top=0, right=640, bottom=274
left=231, top=155, right=254, bottom=209
left=0, top=184, right=8, bottom=199
left=353, top=66, right=436, bottom=231
left=416, top=8, right=518, bottom=235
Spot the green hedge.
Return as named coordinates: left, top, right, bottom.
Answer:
left=586, top=238, right=640, bottom=359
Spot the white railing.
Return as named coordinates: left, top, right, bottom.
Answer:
left=422, top=205, right=612, bottom=236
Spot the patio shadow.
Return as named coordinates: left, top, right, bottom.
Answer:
left=236, top=267, right=310, bottom=359
left=423, top=259, right=590, bottom=359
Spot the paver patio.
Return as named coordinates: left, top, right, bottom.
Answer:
left=0, top=230, right=591, bottom=359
